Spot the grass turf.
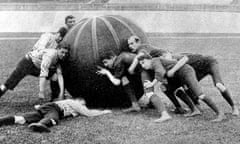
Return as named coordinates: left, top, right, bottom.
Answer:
left=0, top=38, right=240, bottom=144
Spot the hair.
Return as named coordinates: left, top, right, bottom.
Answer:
left=128, top=35, right=141, bottom=43
left=100, top=50, right=116, bottom=62
left=138, top=53, right=152, bottom=61
left=57, top=27, right=68, bottom=38
left=57, top=41, right=70, bottom=51
left=65, top=15, right=75, bottom=24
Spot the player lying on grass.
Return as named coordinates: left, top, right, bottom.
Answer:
left=0, top=98, right=112, bottom=133
left=138, top=54, right=225, bottom=122
left=0, top=36, right=69, bottom=101
left=97, top=51, right=172, bottom=122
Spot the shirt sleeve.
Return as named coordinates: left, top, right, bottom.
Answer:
left=39, top=52, right=54, bottom=77
left=69, top=100, right=102, bottom=117
left=32, top=33, right=51, bottom=51
left=152, top=59, right=167, bottom=82
left=137, top=48, right=148, bottom=55
left=149, top=49, right=167, bottom=57
left=113, top=57, right=125, bottom=79
left=159, top=57, right=177, bottom=63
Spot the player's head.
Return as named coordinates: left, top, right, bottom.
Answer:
left=138, top=54, right=152, bottom=70
left=65, top=15, right=76, bottom=30
left=100, top=51, right=117, bottom=69
left=128, top=35, right=141, bottom=52
left=57, top=42, right=70, bottom=60
left=55, top=27, right=68, bottom=43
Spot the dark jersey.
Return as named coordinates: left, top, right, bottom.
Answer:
left=136, top=44, right=168, bottom=57
left=174, top=53, right=217, bottom=80
left=151, top=57, right=177, bottom=82
left=112, top=52, right=136, bottom=79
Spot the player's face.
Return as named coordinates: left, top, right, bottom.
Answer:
left=66, top=18, right=76, bottom=29
left=139, top=59, right=151, bottom=70
left=128, top=38, right=140, bottom=52
left=102, top=58, right=114, bottom=69
left=58, top=48, right=69, bottom=60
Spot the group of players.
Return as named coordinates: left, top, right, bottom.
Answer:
left=0, top=15, right=238, bottom=133
left=97, top=35, right=239, bottom=123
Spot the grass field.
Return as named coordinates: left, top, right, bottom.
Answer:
left=0, top=37, right=240, bottom=144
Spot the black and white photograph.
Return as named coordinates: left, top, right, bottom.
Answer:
left=0, top=0, right=240, bottom=143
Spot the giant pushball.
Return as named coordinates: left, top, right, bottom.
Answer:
left=62, top=15, right=148, bottom=107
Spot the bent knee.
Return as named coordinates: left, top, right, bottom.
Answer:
left=216, top=83, right=226, bottom=92
left=198, top=94, right=205, bottom=100
left=50, top=73, right=58, bottom=81
left=121, top=76, right=130, bottom=86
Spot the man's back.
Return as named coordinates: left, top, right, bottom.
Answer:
left=32, top=33, right=57, bottom=51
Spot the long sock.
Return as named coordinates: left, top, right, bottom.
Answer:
left=175, top=89, right=195, bottom=111
left=0, top=116, right=15, bottom=126
left=123, top=84, right=138, bottom=103
left=221, top=90, right=234, bottom=107
left=166, top=93, right=182, bottom=109
left=185, top=89, right=200, bottom=105
left=50, top=81, right=60, bottom=101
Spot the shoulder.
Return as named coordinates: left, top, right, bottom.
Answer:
left=119, top=52, right=136, bottom=59
left=152, top=57, right=160, bottom=63
left=137, top=44, right=149, bottom=51
left=40, top=33, right=53, bottom=39
left=43, top=49, right=58, bottom=57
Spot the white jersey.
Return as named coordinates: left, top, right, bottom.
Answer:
left=32, top=33, right=58, bottom=51
left=55, top=99, right=86, bottom=117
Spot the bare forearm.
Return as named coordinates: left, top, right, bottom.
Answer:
left=151, top=79, right=158, bottom=86
left=128, top=58, right=138, bottom=74
left=84, top=109, right=110, bottom=117
left=39, top=77, right=47, bottom=93
left=106, top=71, right=121, bottom=86
left=74, top=104, right=111, bottom=117
left=169, top=56, right=189, bottom=74
left=57, top=74, right=64, bottom=99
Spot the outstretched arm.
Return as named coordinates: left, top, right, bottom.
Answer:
left=166, top=56, right=189, bottom=77
left=39, top=77, right=47, bottom=98
left=71, top=101, right=112, bottom=117
left=128, top=52, right=144, bottom=74
left=57, top=75, right=64, bottom=100
left=96, top=66, right=121, bottom=86
left=39, top=52, right=54, bottom=98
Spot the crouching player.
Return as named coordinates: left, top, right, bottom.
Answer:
left=173, top=53, right=239, bottom=116
left=0, top=35, right=69, bottom=101
left=97, top=51, right=172, bottom=122
left=138, top=54, right=225, bottom=122
left=96, top=51, right=141, bottom=112
left=127, top=35, right=193, bottom=114
left=0, top=98, right=112, bottom=132
left=138, top=79, right=172, bottom=123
